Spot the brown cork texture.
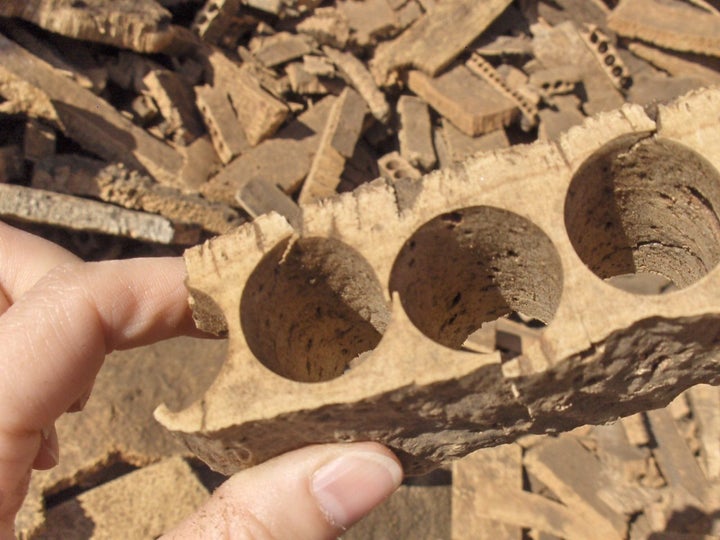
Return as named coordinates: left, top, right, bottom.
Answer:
left=155, top=87, right=720, bottom=477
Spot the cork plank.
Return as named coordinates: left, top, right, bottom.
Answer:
left=371, top=0, right=513, bottom=84
left=328, top=89, right=369, bottom=158
left=407, top=66, right=518, bottom=136
left=252, top=32, right=315, bottom=68
left=578, top=25, right=633, bottom=93
left=608, top=0, right=720, bottom=58
left=236, top=178, right=302, bottom=230
left=646, top=408, right=710, bottom=504
left=452, top=445, right=523, bottom=540
left=31, top=154, right=242, bottom=234
left=628, top=42, right=720, bottom=86
left=139, top=42, right=720, bottom=498
left=323, top=45, right=390, bottom=122
left=299, top=87, right=368, bottom=204
left=397, top=95, right=436, bottom=171
left=195, top=84, right=250, bottom=164
left=0, top=183, right=199, bottom=244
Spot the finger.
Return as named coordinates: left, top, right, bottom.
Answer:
left=0, top=257, right=195, bottom=432
left=163, top=442, right=403, bottom=540
left=0, top=431, right=35, bottom=539
left=0, top=257, right=196, bottom=533
left=0, top=221, right=79, bottom=313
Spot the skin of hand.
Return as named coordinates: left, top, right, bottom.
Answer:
left=0, top=221, right=402, bottom=539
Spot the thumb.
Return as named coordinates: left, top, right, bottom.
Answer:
left=164, top=442, right=403, bottom=540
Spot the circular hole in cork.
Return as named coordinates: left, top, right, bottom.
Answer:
left=389, top=206, right=563, bottom=351
left=241, top=237, right=390, bottom=383
left=564, top=135, right=720, bottom=293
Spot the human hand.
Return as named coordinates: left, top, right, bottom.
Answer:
left=0, top=221, right=402, bottom=539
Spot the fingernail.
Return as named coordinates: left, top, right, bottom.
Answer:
left=312, top=451, right=402, bottom=529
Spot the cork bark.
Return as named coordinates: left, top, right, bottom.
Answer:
left=156, top=88, right=720, bottom=476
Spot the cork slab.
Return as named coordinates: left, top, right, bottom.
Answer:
left=156, top=87, right=720, bottom=477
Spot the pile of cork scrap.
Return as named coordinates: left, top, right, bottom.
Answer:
left=0, top=0, right=719, bottom=257
left=447, top=387, right=720, bottom=540
left=3, top=0, right=720, bottom=537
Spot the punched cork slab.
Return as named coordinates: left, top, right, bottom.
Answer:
left=156, top=87, right=720, bottom=476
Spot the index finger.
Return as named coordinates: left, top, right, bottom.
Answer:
left=0, top=257, right=199, bottom=536
left=0, top=221, right=80, bottom=314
